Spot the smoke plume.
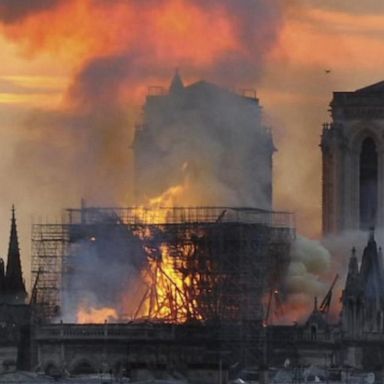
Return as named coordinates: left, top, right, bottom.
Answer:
left=270, top=229, right=384, bottom=325
left=4, top=0, right=286, bottom=211
left=273, top=235, right=332, bottom=324
left=61, top=227, right=146, bottom=322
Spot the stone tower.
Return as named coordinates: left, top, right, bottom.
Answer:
left=321, top=81, right=384, bottom=234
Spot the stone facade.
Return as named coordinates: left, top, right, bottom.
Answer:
left=32, top=323, right=230, bottom=381
left=321, top=81, right=384, bottom=234
left=29, top=233, right=384, bottom=378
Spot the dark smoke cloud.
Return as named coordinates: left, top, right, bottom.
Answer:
left=11, top=0, right=286, bottom=214
left=192, top=0, right=282, bottom=42
left=89, top=0, right=284, bottom=85
left=185, top=0, right=284, bottom=83
left=0, top=0, right=61, bottom=23
left=68, top=55, right=133, bottom=109
left=62, top=228, right=146, bottom=322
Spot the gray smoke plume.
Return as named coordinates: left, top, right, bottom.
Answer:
left=134, top=79, right=274, bottom=208
left=10, top=0, right=286, bottom=209
left=274, top=230, right=384, bottom=325
left=61, top=223, right=147, bottom=322
left=2, top=1, right=287, bottom=296
left=274, top=235, right=332, bottom=325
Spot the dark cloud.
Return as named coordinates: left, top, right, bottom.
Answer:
left=190, top=0, right=284, bottom=83
left=68, top=55, right=133, bottom=109
left=0, top=0, right=62, bottom=23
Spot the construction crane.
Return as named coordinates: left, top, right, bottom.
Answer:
left=216, top=210, right=227, bottom=223
left=319, top=274, right=339, bottom=314
left=30, top=268, right=41, bottom=306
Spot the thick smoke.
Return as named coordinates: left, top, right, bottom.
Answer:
left=61, top=226, right=146, bottom=322
left=7, top=0, right=286, bottom=210
left=270, top=229, right=384, bottom=325
left=0, top=0, right=61, bottom=23
left=135, top=81, right=273, bottom=208
left=1, top=0, right=289, bottom=310
left=281, top=230, right=384, bottom=324
left=274, top=235, right=332, bottom=324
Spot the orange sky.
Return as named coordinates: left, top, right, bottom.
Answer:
left=1, top=0, right=384, bottom=288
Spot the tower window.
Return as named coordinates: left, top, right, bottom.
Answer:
left=360, top=137, right=378, bottom=229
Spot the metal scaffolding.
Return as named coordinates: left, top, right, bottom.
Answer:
left=31, top=223, right=69, bottom=320
left=31, top=207, right=295, bottom=327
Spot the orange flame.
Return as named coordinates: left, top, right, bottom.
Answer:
left=77, top=305, right=118, bottom=324
left=131, top=184, right=198, bottom=322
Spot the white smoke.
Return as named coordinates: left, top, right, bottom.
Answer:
left=274, top=229, right=384, bottom=325
left=287, top=234, right=331, bottom=296
left=278, top=235, right=332, bottom=323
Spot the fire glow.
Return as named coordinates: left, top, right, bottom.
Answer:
left=0, top=0, right=278, bottom=100
left=71, top=192, right=294, bottom=325
left=77, top=306, right=118, bottom=324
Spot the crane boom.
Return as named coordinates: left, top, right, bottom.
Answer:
left=319, top=274, right=339, bottom=314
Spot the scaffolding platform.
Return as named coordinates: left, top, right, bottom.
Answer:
left=31, top=205, right=294, bottom=363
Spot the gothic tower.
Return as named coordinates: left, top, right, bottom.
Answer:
left=5, top=206, right=26, bottom=303
left=321, top=81, right=384, bottom=234
left=342, top=230, right=384, bottom=335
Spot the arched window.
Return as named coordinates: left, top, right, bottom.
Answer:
left=360, top=137, right=378, bottom=229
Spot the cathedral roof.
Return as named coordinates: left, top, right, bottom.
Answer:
left=166, top=72, right=260, bottom=106
left=356, top=80, right=384, bottom=94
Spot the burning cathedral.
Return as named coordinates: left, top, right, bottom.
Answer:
left=27, top=74, right=294, bottom=380
left=9, top=77, right=384, bottom=382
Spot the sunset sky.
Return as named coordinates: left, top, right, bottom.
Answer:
left=1, top=0, right=384, bottom=287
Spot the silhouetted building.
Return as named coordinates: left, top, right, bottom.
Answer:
left=1, top=206, right=27, bottom=304
left=321, top=81, right=384, bottom=234
left=133, top=72, right=275, bottom=209
left=0, top=207, right=30, bottom=371
left=341, top=229, right=384, bottom=336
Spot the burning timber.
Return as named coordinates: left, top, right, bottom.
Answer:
left=31, top=206, right=294, bottom=324
left=29, top=206, right=294, bottom=371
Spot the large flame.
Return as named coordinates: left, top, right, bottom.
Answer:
left=77, top=306, right=118, bottom=324
left=131, top=184, right=198, bottom=322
